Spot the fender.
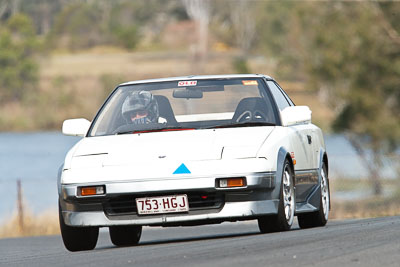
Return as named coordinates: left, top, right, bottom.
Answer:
left=318, top=148, right=328, bottom=180
left=318, top=148, right=330, bottom=210
left=272, top=147, right=294, bottom=200
left=57, top=164, right=64, bottom=195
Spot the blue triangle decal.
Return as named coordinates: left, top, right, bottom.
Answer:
left=173, top=163, right=191, bottom=174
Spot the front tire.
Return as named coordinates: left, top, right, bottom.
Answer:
left=258, top=159, right=295, bottom=233
left=59, top=205, right=99, bottom=252
left=298, top=162, right=330, bottom=228
left=109, top=225, right=142, bottom=247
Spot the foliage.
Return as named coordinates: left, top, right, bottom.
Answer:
left=253, top=1, right=305, bottom=81
left=44, top=0, right=185, bottom=51
left=18, top=0, right=66, bottom=35
left=107, top=2, right=143, bottom=50
left=232, top=56, right=250, bottom=74
left=303, top=2, right=400, bottom=148
left=48, top=2, right=107, bottom=50
left=112, top=25, right=139, bottom=50
left=299, top=2, right=400, bottom=195
left=0, top=13, right=39, bottom=102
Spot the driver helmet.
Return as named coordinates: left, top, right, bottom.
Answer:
left=122, top=90, right=159, bottom=124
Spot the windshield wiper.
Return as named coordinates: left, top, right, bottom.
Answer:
left=133, top=126, right=195, bottom=134
left=207, top=121, right=276, bottom=129
left=115, top=125, right=194, bottom=135
left=115, top=130, right=135, bottom=135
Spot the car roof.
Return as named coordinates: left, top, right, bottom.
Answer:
left=119, top=74, right=274, bottom=86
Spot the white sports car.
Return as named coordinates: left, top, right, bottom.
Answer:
left=58, top=74, right=330, bottom=251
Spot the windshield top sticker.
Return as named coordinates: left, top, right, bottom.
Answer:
left=242, top=80, right=258, bottom=86
left=178, top=81, right=197, bottom=87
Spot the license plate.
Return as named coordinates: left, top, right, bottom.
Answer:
left=136, top=194, right=189, bottom=215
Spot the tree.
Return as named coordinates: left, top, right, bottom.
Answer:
left=19, top=0, right=68, bottom=36
left=230, top=0, right=255, bottom=55
left=0, top=0, right=20, bottom=19
left=253, top=1, right=305, bottom=80
left=182, top=0, right=211, bottom=72
left=302, top=2, right=400, bottom=195
left=0, top=13, right=39, bottom=102
left=229, top=0, right=256, bottom=73
left=48, top=2, right=106, bottom=50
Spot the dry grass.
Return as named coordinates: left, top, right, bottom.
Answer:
left=329, top=178, right=400, bottom=219
left=330, top=197, right=400, bottom=219
left=0, top=210, right=59, bottom=239
left=40, top=51, right=236, bottom=80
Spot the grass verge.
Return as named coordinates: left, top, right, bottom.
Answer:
left=330, top=196, right=400, bottom=219
left=0, top=210, right=59, bottom=239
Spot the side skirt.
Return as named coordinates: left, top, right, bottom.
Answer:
left=294, top=169, right=320, bottom=214
left=295, top=149, right=327, bottom=215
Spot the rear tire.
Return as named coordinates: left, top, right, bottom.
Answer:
left=109, top=225, right=142, bottom=247
left=59, top=205, right=99, bottom=252
left=298, top=162, right=330, bottom=229
left=258, top=159, right=295, bottom=233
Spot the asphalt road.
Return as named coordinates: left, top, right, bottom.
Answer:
left=1, top=216, right=400, bottom=267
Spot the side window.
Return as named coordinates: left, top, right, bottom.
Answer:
left=267, top=81, right=290, bottom=111
left=275, top=82, right=295, bottom=106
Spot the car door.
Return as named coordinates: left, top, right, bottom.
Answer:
left=266, top=81, right=313, bottom=168
left=267, top=81, right=317, bottom=202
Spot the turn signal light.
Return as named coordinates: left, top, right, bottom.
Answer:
left=219, top=177, right=246, bottom=188
left=80, top=186, right=105, bottom=196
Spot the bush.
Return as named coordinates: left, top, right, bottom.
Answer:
left=113, top=26, right=140, bottom=50
left=232, top=56, right=250, bottom=74
left=0, top=13, right=39, bottom=103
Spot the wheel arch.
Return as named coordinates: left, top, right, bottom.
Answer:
left=276, top=147, right=295, bottom=189
left=57, top=164, right=64, bottom=195
left=318, top=148, right=328, bottom=180
left=285, top=154, right=295, bottom=187
left=323, top=152, right=329, bottom=177
left=319, top=148, right=330, bottom=210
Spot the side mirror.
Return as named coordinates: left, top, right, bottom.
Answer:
left=62, top=118, right=91, bottom=137
left=281, top=106, right=312, bottom=126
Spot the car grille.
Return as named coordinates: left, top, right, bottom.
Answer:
left=103, top=192, right=225, bottom=216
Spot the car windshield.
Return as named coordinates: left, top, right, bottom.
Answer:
left=88, top=78, right=279, bottom=136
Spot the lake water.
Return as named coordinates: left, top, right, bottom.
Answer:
left=0, top=132, right=397, bottom=222
left=0, top=132, right=80, bottom=222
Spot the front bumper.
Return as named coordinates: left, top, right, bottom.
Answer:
left=60, top=172, right=278, bottom=227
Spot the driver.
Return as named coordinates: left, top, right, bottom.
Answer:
left=122, top=90, right=159, bottom=124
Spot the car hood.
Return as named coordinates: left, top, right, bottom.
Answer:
left=68, top=127, right=275, bottom=168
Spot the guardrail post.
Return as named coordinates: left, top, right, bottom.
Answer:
left=17, top=179, right=24, bottom=233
